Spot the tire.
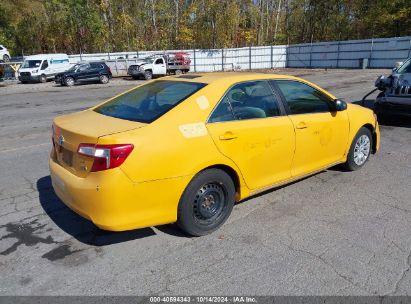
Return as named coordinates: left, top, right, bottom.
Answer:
left=175, top=69, right=182, bottom=75
left=64, top=77, right=75, bottom=87
left=3, top=55, right=10, bottom=62
left=177, top=169, right=235, bottom=236
left=132, top=75, right=139, bottom=80
left=21, top=81, right=28, bottom=84
left=342, top=127, right=373, bottom=171
left=144, top=70, right=152, bottom=80
left=99, top=74, right=109, bottom=84
left=40, top=74, right=47, bottom=83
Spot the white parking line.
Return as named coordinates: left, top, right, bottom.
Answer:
left=0, top=142, right=49, bottom=154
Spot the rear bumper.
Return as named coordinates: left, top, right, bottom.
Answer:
left=49, top=158, right=191, bottom=231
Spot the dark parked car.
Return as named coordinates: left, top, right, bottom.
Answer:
left=374, top=58, right=411, bottom=119
left=55, top=62, right=112, bottom=86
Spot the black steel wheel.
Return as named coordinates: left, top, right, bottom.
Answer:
left=177, top=169, right=235, bottom=236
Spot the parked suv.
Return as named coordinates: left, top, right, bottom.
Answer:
left=55, top=62, right=112, bottom=86
left=374, top=58, right=411, bottom=118
left=0, top=45, right=10, bottom=62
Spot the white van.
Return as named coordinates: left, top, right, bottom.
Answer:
left=18, top=54, right=70, bottom=83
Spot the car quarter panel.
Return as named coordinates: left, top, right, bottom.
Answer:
left=50, top=158, right=192, bottom=230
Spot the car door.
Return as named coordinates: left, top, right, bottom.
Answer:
left=152, top=58, right=167, bottom=75
left=76, top=63, right=92, bottom=81
left=206, top=80, right=295, bottom=190
left=272, top=80, right=349, bottom=177
left=40, top=60, right=49, bottom=76
left=89, top=63, right=102, bottom=79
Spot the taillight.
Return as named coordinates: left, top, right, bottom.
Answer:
left=77, top=144, right=134, bottom=172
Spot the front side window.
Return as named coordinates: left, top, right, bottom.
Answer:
left=275, top=80, right=333, bottom=114
left=90, top=63, right=102, bottom=69
left=210, top=81, right=281, bottom=122
left=41, top=60, right=49, bottom=70
left=78, top=64, right=90, bottom=72
left=95, top=80, right=206, bottom=123
left=155, top=58, right=164, bottom=64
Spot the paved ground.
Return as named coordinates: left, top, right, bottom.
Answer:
left=0, top=70, right=410, bottom=296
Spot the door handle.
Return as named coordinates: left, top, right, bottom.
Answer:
left=295, top=122, right=308, bottom=129
left=219, top=131, right=238, bottom=140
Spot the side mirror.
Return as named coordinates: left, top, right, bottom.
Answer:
left=332, top=99, right=347, bottom=111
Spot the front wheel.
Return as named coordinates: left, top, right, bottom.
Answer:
left=40, top=74, right=47, bottom=83
left=177, top=169, right=235, bottom=236
left=342, top=127, right=373, bottom=171
left=144, top=70, right=152, bottom=80
left=3, top=55, right=10, bottom=62
left=64, top=77, right=75, bottom=87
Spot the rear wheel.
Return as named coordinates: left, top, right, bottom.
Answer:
left=177, top=169, right=235, bottom=236
left=144, top=70, right=152, bottom=80
left=99, top=74, right=109, bottom=84
left=175, top=69, right=182, bottom=75
left=343, top=127, right=373, bottom=171
left=3, top=55, right=10, bottom=62
left=64, top=77, right=75, bottom=87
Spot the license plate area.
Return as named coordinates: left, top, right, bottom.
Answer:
left=62, top=148, right=73, bottom=167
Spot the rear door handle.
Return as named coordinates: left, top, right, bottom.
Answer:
left=295, top=122, right=308, bottom=129
left=219, top=131, right=238, bottom=140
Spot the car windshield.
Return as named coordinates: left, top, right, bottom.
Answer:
left=143, top=57, right=154, bottom=63
left=22, top=60, right=42, bottom=68
left=68, top=64, right=80, bottom=71
left=397, top=59, right=411, bottom=74
left=95, top=80, right=207, bottom=123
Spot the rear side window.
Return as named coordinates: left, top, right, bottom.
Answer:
left=209, top=80, right=281, bottom=122
left=95, top=80, right=206, bottom=123
left=90, top=63, right=103, bottom=69
left=275, top=80, right=333, bottom=114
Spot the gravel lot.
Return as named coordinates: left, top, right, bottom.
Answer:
left=0, top=70, right=410, bottom=296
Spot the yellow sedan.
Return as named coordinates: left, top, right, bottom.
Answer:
left=49, top=73, right=380, bottom=236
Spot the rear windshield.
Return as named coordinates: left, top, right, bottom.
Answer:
left=95, top=80, right=206, bottom=123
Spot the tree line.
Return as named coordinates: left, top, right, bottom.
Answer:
left=0, top=0, right=410, bottom=56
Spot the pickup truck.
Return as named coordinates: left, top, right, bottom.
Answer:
left=374, top=58, right=411, bottom=119
left=127, top=52, right=191, bottom=80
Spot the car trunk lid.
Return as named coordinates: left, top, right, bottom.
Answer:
left=52, top=110, right=145, bottom=177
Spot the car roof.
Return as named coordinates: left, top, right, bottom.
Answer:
left=165, top=72, right=300, bottom=85
left=163, top=72, right=336, bottom=99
